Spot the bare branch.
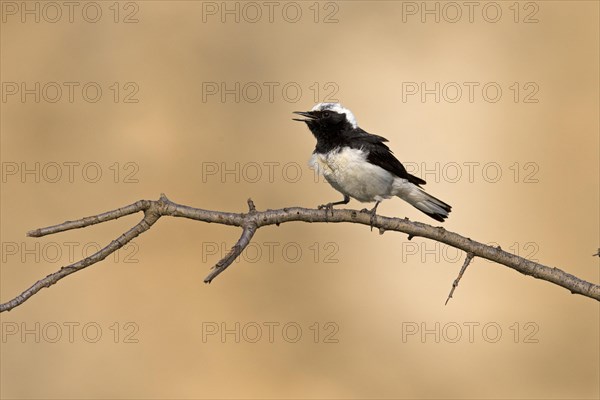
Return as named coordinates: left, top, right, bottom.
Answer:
left=203, top=198, right=259, bottom=283
left=445, top=252, right=475, bottom=305
left=2, top=199, right=163, bottom=313
left=27, top=200, right=153, bottom=238
left=204, top=223, right=258, bottom=284
left=2, top=194, right=599, bottom=312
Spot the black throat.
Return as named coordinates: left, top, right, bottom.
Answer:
left=308, top=122, right=356, bottom=154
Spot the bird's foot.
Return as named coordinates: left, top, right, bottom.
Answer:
left=362, top=202, right=380, bottom=231
left=318, top=202, right=335, bottom=217
left=369, top=210, right=377, bottom=231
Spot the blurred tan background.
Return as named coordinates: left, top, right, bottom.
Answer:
left=1, top=1, right=598, bottom=399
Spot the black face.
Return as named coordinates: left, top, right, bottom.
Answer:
left=293, top=109, right=355, bottom=153
left=293, top=110, right=348, bottom=132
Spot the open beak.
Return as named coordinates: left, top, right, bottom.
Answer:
left=293, top=111, right=317, bottom=122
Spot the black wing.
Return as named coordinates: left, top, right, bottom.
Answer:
left=347, top=128, right=426, bottom=186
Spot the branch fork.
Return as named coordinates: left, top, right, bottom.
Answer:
left=2, top=194, right=598, bottom=312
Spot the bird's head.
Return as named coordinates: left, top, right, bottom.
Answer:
left=293, top=103, right=358, bottom=135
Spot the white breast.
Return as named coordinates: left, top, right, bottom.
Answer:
left=309, top=147, right=395, bottom=202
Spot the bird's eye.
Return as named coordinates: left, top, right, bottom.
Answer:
left=323, top=111, right=330, bottom=118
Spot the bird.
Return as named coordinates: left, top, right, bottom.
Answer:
left=293, top=102, right=451, bottom=224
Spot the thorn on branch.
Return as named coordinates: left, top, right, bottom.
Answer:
left=593, top=248, right=600, bottom=257
left=407, top=234, right=414, bottom=240
left=247, top=198, right=256, bottom=213
left=445, top=252, right=475, bottom=305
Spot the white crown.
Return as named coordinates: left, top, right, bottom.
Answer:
left=311, top=103, right=357, bottom=128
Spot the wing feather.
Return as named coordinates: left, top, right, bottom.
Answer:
left=346, top=128, right=426, bottom=186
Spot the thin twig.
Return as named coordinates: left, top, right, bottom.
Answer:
left=2, top=202, right=162, bottom=312
left=27, top=200, right=153, bottom=237
left=204, top=223, right=258, bottom=283
left=445, top=252, right=475, bottom=305
left=204, top=198, right=259, bottom=282
left=1, top=194, right=599, bottom=312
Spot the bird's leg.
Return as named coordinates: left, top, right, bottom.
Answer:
left=318, top=195, right=350, bottom=216
left=360, top=201, right=380, bottom=231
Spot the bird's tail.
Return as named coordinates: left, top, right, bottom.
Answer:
left=393, top=181, right=452, bottom=222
